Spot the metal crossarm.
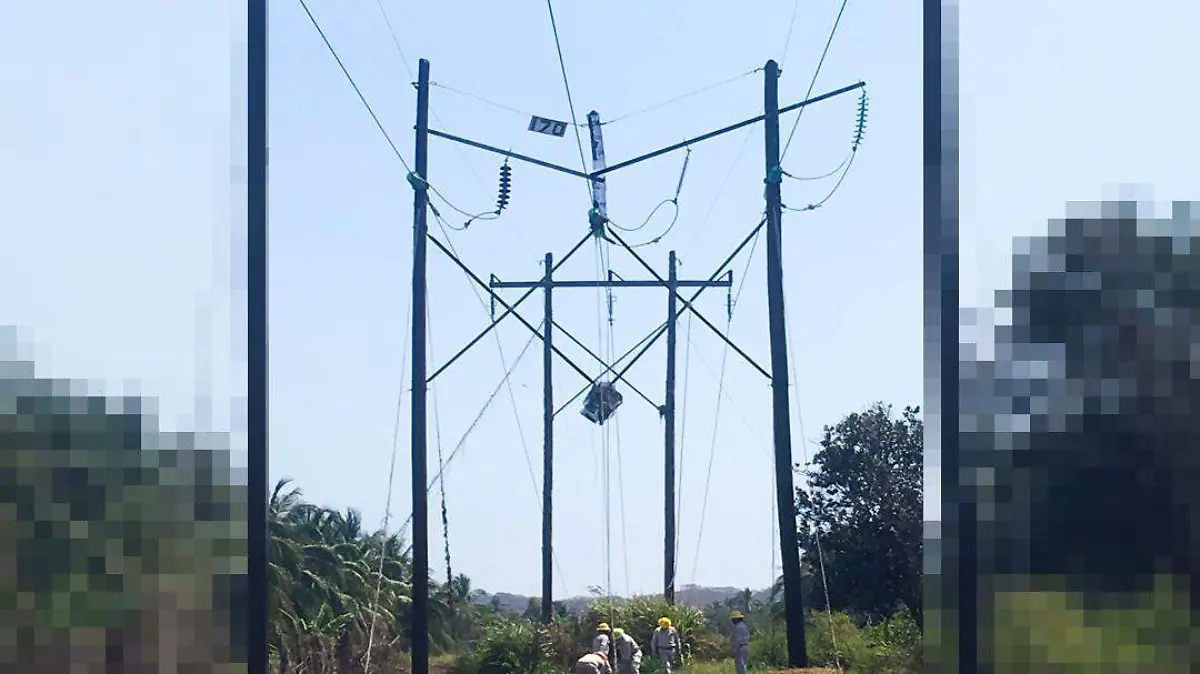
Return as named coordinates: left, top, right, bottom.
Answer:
left=427, top=231, right=592, bottom=383
left=606, top=228, right=771, bottom=380
left=427, top=233, right=660, bottom=411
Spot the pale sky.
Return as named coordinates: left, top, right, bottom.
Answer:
left=0, top=0, right=244, bottom=450
left=14, top=0, right=1194, bottom=601
left=266, top=0, right=920, bottom=597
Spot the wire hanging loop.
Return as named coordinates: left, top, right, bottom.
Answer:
left=621, top=146, right=693, bottom=248
left=780, top=85, right=869, bottom=212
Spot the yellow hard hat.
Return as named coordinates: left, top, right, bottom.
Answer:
left=658, top=617, right=671, bottom=627
left=612, top=628, right=625, bottom=638
left=597, top=622, right=610, bottom=632
left=730, top=610, right=745, bottom=620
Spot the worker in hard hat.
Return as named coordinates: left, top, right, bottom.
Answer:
left=575, top=649, right=612, bottom=674
left=593, top=622, right=612, bottom=654
left=611, top=627, right=643, bottom=674
left=649, top=617, right=680, bottom=674
left=730, top=611, right=750, bottom=674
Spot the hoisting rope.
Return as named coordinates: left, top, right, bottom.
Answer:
left=394, top=328, right=542, bottom=557
left=364, top=290, right=413, bottom=674
left=592, top=236, right=615, bottom=621
left=688, top=223, right=762, bottom=582
left=601, top=239, right=633, bottom=596
left=365, top=296, right=455, bottom=674
left=430, top=208, right=571, bottom=596
left=782, top=279, right=843, bottom=671
left=671, top=311, right=693, bottom=590
left=430, top=318, right=453, bottom=590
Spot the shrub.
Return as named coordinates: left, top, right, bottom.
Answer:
left=587, top=596, right=709, bottom=661
left=804, top=610, right=866, bottom=669
left=545, top=614, right=591, bottom=670
left=859, top=608, right=922, bottom=674
left=456, top=619, right=557, bottom=674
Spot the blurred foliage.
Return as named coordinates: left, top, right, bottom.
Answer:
left=0, top=379, right=246, bottom=670
left=989, top=574, right=1196, bottom=674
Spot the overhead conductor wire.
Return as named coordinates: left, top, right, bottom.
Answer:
left=544, top=0, right=592, bottom=184
left=371, top=0, right=540, bottom=255
left=542, top=0, right=615, bottom=605
left=297, top=0, right=410, bottom=173
left=780, top=0, right=851, bottom=162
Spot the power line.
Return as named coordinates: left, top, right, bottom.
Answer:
left=780, top=0, right=851, bottom=162
left=783, top=150, right=852, bottom=181
left=680, top=128, right=755, bottom=261
left=616, top=149, right=692, bottom=247
left=430, top=67, right=759, bottom=130
left=357, top=0, right=542, bottom=256
left=602, top=69, right=761, bottom=126
left=296, top=0, right=411, bottom=173
left=430, top=82, right=549, bottom=121
left=371, top=0, right=416, bottom=82
left=783, top=152, right=856, bottom=212
left=543, top=0, right=591, bottom=178
left=300, top=0, right=513, bottom=242
left=779, top=0, right=802, bottom=67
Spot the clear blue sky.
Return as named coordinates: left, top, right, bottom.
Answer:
left=267, top=0, right=920, bottom=597
left=4, top=0, right=1194, bottom=602
left=0, top=1, right=242, bottom=445
left=4, top=0, right=932, bottom=600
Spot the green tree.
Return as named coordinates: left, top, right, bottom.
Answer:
left=794, top=402, right=922, bottom=625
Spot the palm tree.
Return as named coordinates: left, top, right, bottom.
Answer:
left=268, top=479, right=415, bottom=673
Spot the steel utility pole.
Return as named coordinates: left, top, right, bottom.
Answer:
left=763, top=59, right=807, bottom=667
left=409, top=58, right=432, bottom=674
left=488, top=259, right=731, bottom=614
left=541, top=252, right=555, bottom=624
left=663, top=251, right=679, bottom=604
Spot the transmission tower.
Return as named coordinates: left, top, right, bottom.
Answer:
left=407, top=57, right=864, bottom=674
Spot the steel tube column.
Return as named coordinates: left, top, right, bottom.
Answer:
left=664, top=251, right=679, bottom=603
left=763, top=59, right=807, bottom=667
left=541, top=252, right=555, bottom=624
left=409, top=58, right=432, bottom=674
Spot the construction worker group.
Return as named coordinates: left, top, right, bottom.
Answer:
left=576, top=612, right=748, bottom=674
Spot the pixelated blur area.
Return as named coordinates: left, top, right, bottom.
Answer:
left=0, top=330, right=248, bottom=672
left=961, top=198, right=1199, bottom=672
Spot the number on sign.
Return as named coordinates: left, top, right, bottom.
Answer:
left=528, top=116, right=568, bottom=138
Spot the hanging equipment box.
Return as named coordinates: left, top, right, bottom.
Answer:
left=581, top=381, right=623, bottom=425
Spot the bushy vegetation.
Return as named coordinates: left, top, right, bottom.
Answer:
left=267, top=403, right=925, bottom=674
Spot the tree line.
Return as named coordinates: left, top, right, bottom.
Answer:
left=262, top=400, right=923, bottom=673
left=1, top=358, right=923, bottom=673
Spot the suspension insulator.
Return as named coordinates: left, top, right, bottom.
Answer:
left=853, top=90, right=869, bottom=151
left=495, top=161, right=512, bottom=214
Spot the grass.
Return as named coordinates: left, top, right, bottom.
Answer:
left=676, top=660, right=838, bottom=674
